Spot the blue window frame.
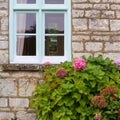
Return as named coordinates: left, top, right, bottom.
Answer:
left=9, top=0, right=71, bottom=64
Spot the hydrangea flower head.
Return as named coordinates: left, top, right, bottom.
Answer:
left=100, top=86, right=116, bottom=96
left=114, top=61, right=120, bottom=67
left=73, top=58, right=86, bottom=70
left=94, top=113, right=102, bottom=120
left=92, top=95, right=107, bottom=108
left=44, top=61, right=51, bottom=66
left=56, top=68, right=68, bottom=78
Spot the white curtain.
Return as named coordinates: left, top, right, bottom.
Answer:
left=17, top=12, right=27, bottom=55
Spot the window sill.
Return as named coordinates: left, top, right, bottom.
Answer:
left=2, top=64, right=44, bottom=71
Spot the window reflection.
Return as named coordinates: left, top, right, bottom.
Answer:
left=17, top=0, right=36, bottom=4
left=45, top=36, right=64, bottom=56
left=45, top=13, right=64, bottom=34
left=17, top=36, right=36, bottom=56
left=17, top=13, right=36, bottom=34
left=45, top=0, right=64, bottom=4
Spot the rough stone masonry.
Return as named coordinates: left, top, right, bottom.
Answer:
left=0, top=0, right=120, bottom=119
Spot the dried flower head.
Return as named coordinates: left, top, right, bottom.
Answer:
left=94, top=113, right=102, bottom=120
left=73, top=58, right=86, bottom=70
left=92, top=95, right=107, bottom=108
left=100, top=86, right=116, bottom=96
left=56, top=68, right=68, bottom=78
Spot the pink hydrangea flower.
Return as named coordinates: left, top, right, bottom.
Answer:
left=44, top=61, right=51, bottom=66
left=73, top=58, right=86, bottom=70
left=56, top=68, right=68, bottom=78
left=114, top=61, right=120, bottom=67
left=94, top=113, right=102, bottom=120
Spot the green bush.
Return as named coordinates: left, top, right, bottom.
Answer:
left=30, top=55, right=120, bottom=120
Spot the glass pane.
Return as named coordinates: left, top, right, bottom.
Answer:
left=16, top=13, right=36, bottom=34
left=45, top=0, right=64, bottom=4
left=16, top=36, right=36, bottom=56
left=17, top=0, right=36, bottom=4
left=45, top=36, right=64, bottom=56
left=45, top=13, right=64, bottom=34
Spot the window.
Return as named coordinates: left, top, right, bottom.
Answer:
left=9, top=0, right=71, bottom=64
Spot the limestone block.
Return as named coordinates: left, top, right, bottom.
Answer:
left=73, top=18, right=87, bottom=31
left=91, top=36, right=110, bottom=41
left=85, top=10, right=100, bottom=18
left=19, top=78, right=38, bottom=97
left=0, top=98, right=8, bottom=107
left=72, top=42, right=83, bottom=51
left=89, top=19, right=109, bottom=31
left=85, top=42, right=103, bottom=51
left=72, top=35, right=90, bottom=41
left=0, top=41, right=8, bottom=49
left=1, top=17, right=8, bottom=31
left=16, top=111, right=37, bottom=120
left=101, top=11, right=115, bottom=18
left=9, top=98, right=29, bottom=108
left=0, top=50, right=8, bottom=64
left=110, top=20, right=120, bottom=31
left=0, top=79, right=17, bottom=96
left=72, top=10, right=84, bottom=18
left=0, top=112, right=14, bottom=120
left=93, top=4, right=109, bottom=9
left=105, top=42, right=120, bottom=51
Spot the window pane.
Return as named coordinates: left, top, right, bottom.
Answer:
left=45, top=36, right=64, bottom=56
left=16, top=36, right=36, bottom=56
left=45, top=0, right=64, bottom=4
left=45, top=13, right=64, bottom=34
left=16, top=13, right=36, bottom=34
left=17, top=0, right=36, bottom=4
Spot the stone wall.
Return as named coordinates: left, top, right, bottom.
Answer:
left=0, top=0, right=120, bottom=119
left=72, top=0, right=120, bottom=60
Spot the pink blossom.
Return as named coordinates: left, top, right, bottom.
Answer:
left=94, top=113, right=102, bottom=120
left=114, top=61, right=120, bottom=67
left=56, top=68, right=68, bottom=78
left=44, top=61, right=51, bottom=66
left=73, top=58, right=86, bottom=70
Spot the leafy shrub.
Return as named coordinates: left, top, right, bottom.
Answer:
left=30, top=55, right=120, bottom=120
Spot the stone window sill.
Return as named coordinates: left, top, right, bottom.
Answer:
left=2, top=64, right=44, bottom=71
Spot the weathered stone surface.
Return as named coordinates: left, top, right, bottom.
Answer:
left=116, top=11, right=120, bottom=18
left=112, top=36, right=120, bottom=41
left=19, top=78, right=38, bottom=97
left=73, top=4, right=93, bottom=9
left=105, top=42, right=120, bottom=51
left=110, top=20, right=120, bottom=31
left=72, top=42, right=83, bottom=51
left=0, top=50, right=8, bottom=64
left=101, top=11, right=115, bottom=18
left=91, top=36, right=110, bottom=41
left=0, top=41, right=8, bottom=49
left=72, top=35, right=90, bottom=41
left=89, top=0, right=101, bottom=2
left=1, top=17, right=8, bottom=30
left=111, top=4, right=120, bottom=10
left=73, top=53, right=92, bottom=58
left=0, top=98, right=8, bottom=107
left=72, top=10, right=84, bottom=18
left=73, top=19, right=88, bottom=31
left=9, top=98, right=29, bottom=107
left=0, top=112, right=14, bottom=120
left=16, top=111, right=37, bottom=120
left=89, top=19, right=109, bottom=31
left=85, top=10, right=100, bottom=18
left=0, top=79, right=17, bottom=96
left=85, top=42, right=103, bottom=51
left=93, top=4, right=110, bottom=9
